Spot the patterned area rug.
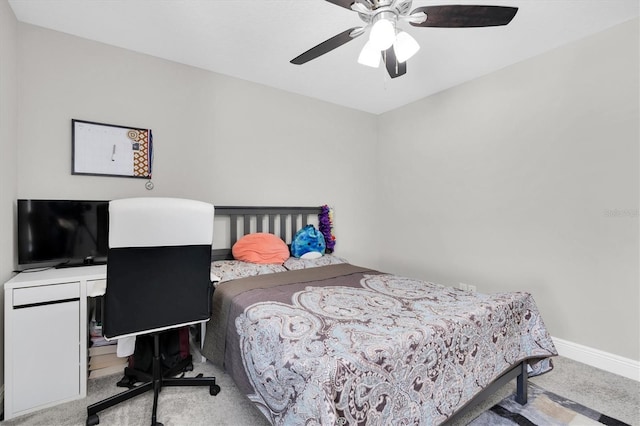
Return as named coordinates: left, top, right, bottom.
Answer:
left=468, top=383, right=630, bottom=426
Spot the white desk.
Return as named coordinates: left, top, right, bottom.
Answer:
left=3, top=265, right=106, bottom=420
left=3, top=265, right=212, bottom=421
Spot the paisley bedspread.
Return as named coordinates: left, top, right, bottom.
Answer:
left=201, top=263, right=557, bottom=425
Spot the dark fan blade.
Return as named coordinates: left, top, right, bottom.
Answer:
left=290, top=27, right=363, bottom=65
left=382, top=48, right=406, bottom=79
left=410, top=5, right=518, bottom=28
left=324, top=0, right=356, bottom=10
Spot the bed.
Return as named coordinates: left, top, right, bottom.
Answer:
left=201, top=206, right=557, bottom=425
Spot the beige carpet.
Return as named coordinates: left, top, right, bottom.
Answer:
left=2, top=356, right=638, bottom=426
left=2, top=361, right=269, bottom=426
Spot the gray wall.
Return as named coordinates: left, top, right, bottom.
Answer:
left=0, top=0, right=18, bottom=390
left=378, top=19, right=639, bottom=361
left=3, top=19, right=380, bottom=389
left=16, top=24, right=380, bottom=266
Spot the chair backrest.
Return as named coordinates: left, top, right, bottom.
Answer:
left=103, top=197, right=214, bottom=339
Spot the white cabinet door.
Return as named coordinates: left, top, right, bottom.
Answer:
left=11, top=300, right=80, bottom=413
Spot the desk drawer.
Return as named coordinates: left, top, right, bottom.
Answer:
left=13, top=282, right=80, bottom=307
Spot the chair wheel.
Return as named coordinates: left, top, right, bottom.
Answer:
left=210, top=384, right=221, bottom=396
left=86, top=414, right=99, bottom=426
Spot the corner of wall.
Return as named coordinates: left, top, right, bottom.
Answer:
left=0, top=0, right=21, bottom=393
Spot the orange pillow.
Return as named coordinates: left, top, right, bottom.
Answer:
left=232, top=233, right=290, bottom=264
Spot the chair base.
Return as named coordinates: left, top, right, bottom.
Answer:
left=86, top=333, right=220, bottom=426
left=116, top=352, right=194, bottom=390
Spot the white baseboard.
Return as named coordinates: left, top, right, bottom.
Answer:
left=552, top=336, right=640, bottom=382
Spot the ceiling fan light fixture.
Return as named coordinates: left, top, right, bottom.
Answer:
left=292, top=2, right=520, bottom=79
left=393, top=31, right=420, bottom=63
left=369, top=13, right=396, bottom=50
left=358, top=40, right=381, bottom=68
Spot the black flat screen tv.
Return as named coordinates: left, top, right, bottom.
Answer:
left=17, top=199, right=109, bottom=268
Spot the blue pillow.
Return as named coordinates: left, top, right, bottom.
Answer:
left=291, top=225, right=326, bottom=259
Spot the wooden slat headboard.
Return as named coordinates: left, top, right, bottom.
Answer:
left=211, top=206, right=322, bottom=261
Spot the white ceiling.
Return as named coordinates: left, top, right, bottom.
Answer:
left=8, top=0, right=639, bottom=114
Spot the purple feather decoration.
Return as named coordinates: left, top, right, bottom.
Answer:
left=318, top=205, right=336, bottom=253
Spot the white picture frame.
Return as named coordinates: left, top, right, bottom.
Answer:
left=72, top=119, right=152, bottom=179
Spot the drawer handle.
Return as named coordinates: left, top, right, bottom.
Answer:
left=14, top=297, right=80, bottom=310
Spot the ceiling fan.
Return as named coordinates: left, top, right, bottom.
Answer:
left=290, top=0, right=518, bottom=78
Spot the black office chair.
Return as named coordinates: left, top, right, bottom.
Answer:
left=86, top=197, right=220, bottom=426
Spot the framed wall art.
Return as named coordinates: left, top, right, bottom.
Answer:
left=72, top=119, right=153, bottom=179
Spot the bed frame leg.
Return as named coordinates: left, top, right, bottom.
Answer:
left=516, top=360, right=528, bottom=405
